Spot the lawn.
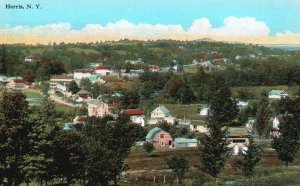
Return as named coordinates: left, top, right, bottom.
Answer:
left=22, top=89, right=44, bottom=98
left=125, top=145, right=300, bottom=185
left=231, top=85, right=299, bottom=99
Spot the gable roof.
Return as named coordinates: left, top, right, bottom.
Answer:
left=146, top=127, right=162, bottom=140
left=50, top=75, right=73, bottom=80
left=75, top=69, right=94, bottom=74
left=124, top=109, right=144, bottom=115
left=95, top=66, right=111, bottom=70
left=12, top=79, right=25, bottom=83
left=152, top=106, right=171, bottom=116
left=269, top=90, right=288, bottom=95
left=175, top=138, right=198, bottom=143
left=227, top=127, right=249, bottom=137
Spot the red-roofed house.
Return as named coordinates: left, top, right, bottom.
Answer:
left=7, top=79, right=26, bottom=89
left=73, top=69, right=94, bottom=80
left=124, top=109, right=145, bottom=126
left=24, top=55, right=38, bottom=62
left=73, top=116, right=87, bottom=124
left=95, top=66, right=112, bottom=76
left=150, top=65, right=161, bottom=72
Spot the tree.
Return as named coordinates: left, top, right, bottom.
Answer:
left=68, top=80, right=80, bottom=94
left=143, top=142, right=154, bottom=156
left=0, top=45, right=8, bottom=74
left=0, top=91, right=30, bottom=185
left=23, top=101, right=61, bottom=185
left=53, top=131, right=85, bottom=185
left=272, top=115, right=300, bottom=167
left=167, top=156, right=189, bottom=185
left=255, top=92, right=270, bottom=138
left=239, top=139, right=261, bottom=177
left=80, top=79, right=92, bottom=92
left=83, top=115, right=145, bottom=185
left=209, top=85, right=238, bottom=125
left=41, top=81, right=50, bottom=96
left=200, top=85, right=234, bottom=177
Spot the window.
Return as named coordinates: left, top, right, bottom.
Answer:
left=161, top=142, right=164, bottom=146
left=160, top=134, right=164, bottom=138
left=169, top=141, right=172, bottom=145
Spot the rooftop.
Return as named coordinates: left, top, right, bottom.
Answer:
left=124, top=109, right=144, bottom=116
left=146, top=127, right=162, bottom=140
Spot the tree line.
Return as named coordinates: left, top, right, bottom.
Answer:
left=0, top=90, right=146, bottom=186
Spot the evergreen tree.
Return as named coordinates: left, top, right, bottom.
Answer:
left=255, top=92, right=270, bottom=138
left=0, top=45, right=8, bottom=74
left=239, top=139, right=261, bottom=177
left=0, top=91, right=30, bottom=185
left=272, top=115, right=300, bottom=167
left=209, top=85, right=238, bottom=125
left=200, top=85, right=235, bottom=177
left=80, top=79, right=92, bottom=92
left=68, top=80, right=80, bottom=94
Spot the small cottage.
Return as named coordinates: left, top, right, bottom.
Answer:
left=124, top=109, right=145, bottom=127
left=87, top=99, right=111, bottom=118
left=226, top=127, right=250, bottom=154
left=7, top=79, right=25, bottom=89
left=74, top=69, right=94, bottom=80
left=95, top=66, right=112, bottom=76
left=146, top=127, right=174, bottom=150
left=268, top=90, right=288, bottom=99
left=149, top=106, right=176, bottom=125
left=174, top=138, right=198, bottom=148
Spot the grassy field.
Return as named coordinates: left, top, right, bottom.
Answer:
left=124, top=144, right=300, bottom=185
left=231, top=85, right=299, bottom=99
left=22, top=89, right=44, bottom=98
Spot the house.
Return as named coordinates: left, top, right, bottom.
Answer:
left=124, top=109, right=145, bottom=126
left=24, top=55, right=38, bottom=62
left=272, top=115, right=285, bottom=137
left=149, top=65, right=161, bottom=72
left=174, top=138, right=198, bottom=148
left=237, top=101, right=249, bottom=108
left=87, top=99, right=111, bottom=118
left=50, top=75, right=73, bottom=91
left=95, top=66, right=112, bottom=76
left=226, top=127, right=250, bottom=154
left=146, top=127, right=174, bottom=150
left=268, top=90, right=288, bottom=99
left=189, top=124, right=208, bottom=133
left=199, top=107, right=210, bottom=116
left=73, top=69, right=94, bottom=80
left=0, top=75, right=9, bottom=87
left=125, top=58, right=144, bottom=64
left=149, top=106, right=176, bottom=125
left=73, top=115, right=87, bottom=124
left=76, top=90, right=92, bottom=102
left=87, top=75, right=105, bottom=84
left=7, top=79, right=25, bottom=89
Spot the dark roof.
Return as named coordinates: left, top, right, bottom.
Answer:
left=12, top=79, right=25, bottom=83
left=124, top=109, right=144, bottom=115
left=50, top=75, right=73, bottom=80
left=96, top=66, right=111, bottom=70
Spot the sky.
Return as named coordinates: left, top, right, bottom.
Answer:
left=1, top=0, right=300, bottom=44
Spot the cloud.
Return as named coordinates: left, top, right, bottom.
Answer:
left=0, top=17, right=299, bottom=44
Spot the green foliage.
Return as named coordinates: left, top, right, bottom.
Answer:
left=80, top=78, right=92, bottom=92
left=0, top=91, right=30, bottom=185
left=143, top=142, right=154, bottom=156
left=239, top=139, right=262, bottom=177
left=68, top=80, right=80, bottom=94
left=167, top=156, right=189, bottom=185
left=272, top=115, right=300, bottom=167
left=255, top=92, right=270, bottom=138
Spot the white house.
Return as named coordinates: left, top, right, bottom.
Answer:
left=50, top=75, right=73, bottom=91
left=174, top=138, right=198, bottom=148
left=199, top=107, right=210, bottom=116
left=268, top=90, right=288, bottom=99
left=95, top=66, right=112, bottom=76
left=24, top=55, right=38, bottom=62
left=149, top=106, right=176, bottom=125
left=189, top=124, right=208, bottom=133
left=123, top=109, right=145, bottom=127
left=73, top=69, right=94, bottom=80
left=226, top=127, right=250, bottom=155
